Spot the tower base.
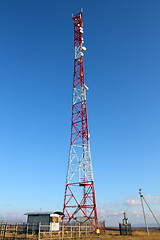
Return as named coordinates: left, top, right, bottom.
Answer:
left=63, top=181, right=98, bottom=230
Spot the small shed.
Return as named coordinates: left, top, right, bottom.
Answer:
left=25, top=212, right=63, bottom=232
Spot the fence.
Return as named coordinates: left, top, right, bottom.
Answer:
left=0, top=222, right=38, bottom=240
left=0, top=222, right=104, bottom=240
left=40, top=223, right=96, bottom=240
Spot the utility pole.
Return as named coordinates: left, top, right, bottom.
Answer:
left=139, top=189, right=149, bottom=236
left=139, top=188, right=160, bottom=234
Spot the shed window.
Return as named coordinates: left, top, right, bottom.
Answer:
left=51, top=217, right=61, bottom=223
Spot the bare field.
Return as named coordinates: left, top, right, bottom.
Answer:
left=89, top=231, right=160, bottom=240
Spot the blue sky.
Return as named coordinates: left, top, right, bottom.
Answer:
left=0, top=0, right=160, bottom=226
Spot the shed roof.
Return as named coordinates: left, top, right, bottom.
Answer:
left=24, top=211, right=63, bottom=216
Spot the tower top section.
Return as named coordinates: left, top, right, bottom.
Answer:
left=72, top=8, right=83, bottom=20
left=72, top=9, right=86, bottom=60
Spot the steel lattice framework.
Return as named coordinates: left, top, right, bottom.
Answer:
left=62, top=10, right=99, bottom=230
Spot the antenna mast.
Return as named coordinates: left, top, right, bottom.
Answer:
left=62, top=10, right=99, bottom=230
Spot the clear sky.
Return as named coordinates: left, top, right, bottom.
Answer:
left=0, top=0, right=160, bottom=226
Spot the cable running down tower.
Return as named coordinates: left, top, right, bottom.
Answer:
left=63, top=10, right=99, bottom=230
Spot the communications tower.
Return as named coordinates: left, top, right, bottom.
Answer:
left=63, top=10, right=99, bottom=230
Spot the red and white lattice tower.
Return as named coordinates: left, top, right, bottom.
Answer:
left=62, top=10, right=99, bottom=230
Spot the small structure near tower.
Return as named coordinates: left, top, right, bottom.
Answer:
left=25, top=212, right=62, bottom=232
left=119, top=212, right=132, bottom=235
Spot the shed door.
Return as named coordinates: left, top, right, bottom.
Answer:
left=50, top=222, right=59, bottom=232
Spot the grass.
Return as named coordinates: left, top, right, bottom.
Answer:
left=39, top=229, right=160, bottom=240
left=88, top=230, right=160, bottom=240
